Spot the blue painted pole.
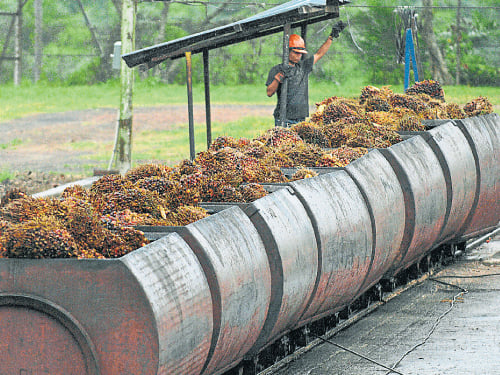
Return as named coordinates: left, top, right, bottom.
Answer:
left=404, top=28, right=419, bottom=91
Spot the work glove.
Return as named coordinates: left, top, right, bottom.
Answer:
left=280, top=63, right=294, bottom=78
left=330, top=20, right=346, bottom=38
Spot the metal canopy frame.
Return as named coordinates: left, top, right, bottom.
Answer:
left=123, top=0, right=347, bottom=159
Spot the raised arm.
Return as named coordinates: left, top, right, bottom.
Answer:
left=313, top=20, right=347, bottom=64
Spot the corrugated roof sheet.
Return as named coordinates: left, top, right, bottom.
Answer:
left=123, top=0, right=348, bottom=69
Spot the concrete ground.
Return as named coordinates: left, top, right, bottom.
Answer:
left=273, top=230, right=500, bottom=375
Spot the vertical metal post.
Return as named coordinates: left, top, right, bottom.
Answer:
left=300, top=23, right=308, bottom=42
left=278, top=23, right=291, bottom=127
left=301, top=23, right=309, bottom=112
left=203, top=49, right=212, bottom=149
left=185, top=51, right=195, bottom=160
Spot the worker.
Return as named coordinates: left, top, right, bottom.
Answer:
left=266, top=21, right=346, bottom=128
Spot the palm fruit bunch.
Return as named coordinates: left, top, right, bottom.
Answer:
left=389, top=93, right=429, bottom=114
left=99, top=226, right=149, bottom=258
left=321, top=119, right=351, bottom=148
left=318, top=100, right=360, bottom=126
left=320, top=117, right=398, bottom=149
left=0, top=188, right=28, bottom=207
left=195, top=148, right=244, bottom=187
left=405, top=79, right=445, bottom=101
left=359, top=85, right=393, bottom=104
left=237, top=155, right=260, bottom=183
left=262, top=148, right=294, bottom=168
left=209, top=135, right=250, bottom=151
left=0, top=216, right=80, bottom=259
left=251, top=163, right=288, bottom=183
left=176, top=159, right=202, bottom=176
left=63, top=202, right=114, bottom=252
left=124, top=163, right=172, bottom=183
left=291, top=121, right=329, bottom=147
left=366, top=111, right=399, bottom=131
left=90, top=174, right=133, bottom=194
left=256, top=127, right=304, bottom=147
left=239, top=183, right=268, bottom=202
left=243, top=140, right=271, bottom=159
left=316, top=152, right=343, bottom=167
left=169, top=205, right=209, bottom=226
left=290, top=167, right=318, bottom=181
left=278, top=142, right=323, bottom=167
left=199, top=179, right=243, bottom=202
left=328, top=146, right=369, bottom=166
left=397, top=113, right=426, bottom=131
left=135, top=176, right=175, bottom=197
left=443, top=103, right=466, bottom=119
left=364, top=97, right=391, bottom=112
left=463, top=96, right=493, bottom=117
left=0, top=189, right=150, bottom=259
left=101, top=188, right=166, bottom=219
left=344, top=120, right=401, bottom=148
left=0, top=195, right=67, bottom=222
left=61, top=185, right=89, bottom=200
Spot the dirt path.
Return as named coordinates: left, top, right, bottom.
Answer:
left=0, top=104, right=274, bottom=195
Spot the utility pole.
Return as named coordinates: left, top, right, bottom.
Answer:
left=110, top=0, right=136, bottom=174
left=34, top=0, right=42, bottom=83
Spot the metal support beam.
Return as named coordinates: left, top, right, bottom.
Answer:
left=203, top=49, right=212, bottom=149
left=185, top=51, right=195, bottom=160
left=278, top=22, right=291, bottom=127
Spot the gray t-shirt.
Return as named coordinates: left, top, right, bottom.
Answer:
left=266, top=55, right=314, bottom=120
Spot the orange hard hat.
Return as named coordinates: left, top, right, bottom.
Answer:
left=289, top=34, right=308, bottom=54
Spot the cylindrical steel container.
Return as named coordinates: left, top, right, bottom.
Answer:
left=288, top=170, right=373, bottom=325
left=244, top=187, right=318, bottom=354
left=121, top=233, right=213, bottom=375
left=344, top=149, right=406, bottom=287
left=178, top=206, right=272, bottom=375
left=455, top=114, right=500, bottom=239
left=425, top=122, right=477, bottom=245
left=0, top=259, right=159, bottom=374
left=380, top=135, right=448, bottom=273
